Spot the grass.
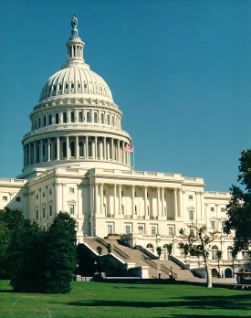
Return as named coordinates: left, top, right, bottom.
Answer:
left=0, top=280, right=250, bottom=317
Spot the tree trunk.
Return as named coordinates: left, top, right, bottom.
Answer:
left=204, top=256, right=212, bottom=288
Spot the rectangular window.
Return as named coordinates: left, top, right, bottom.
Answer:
left=107, top=224, right=113, bottom=234
left=69, top=204, right=74, bottom=215
left=49, top=205, right=52, bottom=216
left=189, top=210, right=194, bottom=220
left=221, top=207, right=225, bottom=212
left=69, top=188, right=74, bottom=193
left=36, top=194, right=38, bottom=199
left=210, top=220, right=215, bottom=229
left=36, top=210, right=39, bottom=220
left=125, top=225, right=130, bottom=234
left=210, top=207, right=215, bottom=212
left=16, top=197, right=21, bottom=202
left=151, top=226, right=156, bottom=235
left=138, top=226, right=143, bottom=234
left=55, top=113, right=59, bottom=124
left=42, top=207, right=46, bottom=218
left=43, top=192, right=45, bottom=197
left=2, top=196, right=7, bottom=201
left=188, top=195, right=193, bottom=200
left=168, top=227, right=174, bottom=235
left=49, top=189, right=52, bottom=195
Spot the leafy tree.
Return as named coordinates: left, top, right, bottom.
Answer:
left=106, top=243, right=112, bottom=254
left=43, top=212, right=77, bottom=293
left=9, top=220, right=45, bottom=292
left=96, top=246, right=103, bottom=256
left=0, top=222, right=11, bottom=278
left=224, top=149, right=251, bottom=252
left=165, top=243, right=173, bottom=257
left=179, top=225, right=219, bottom=288
left=156, top=246, right=162, bottom=258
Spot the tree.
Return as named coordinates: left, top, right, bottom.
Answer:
left=179, top=225, right=219, bottom=288
left=0, top=222, right=11, bottom=278
left=224, top=149, right=251, bottom=252
left=96, top=246, right=103, bottom=256
left=43, top=212, right=77, bottom=293
left=216, top=250, right=222, bottom=277
left=156, top=246, right=162, bottom=258
left=165, top=243, right=173, bottom=257
left=106, top=243, right=112, bottom=254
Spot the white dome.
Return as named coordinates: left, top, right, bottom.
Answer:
left=39, top=64, right=113, bottom=103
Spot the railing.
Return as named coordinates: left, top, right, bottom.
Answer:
left=143, top=257, right=158, bottom=270
left=95, top=236, right=107, bottom=248
left=113, top=245, right=130, bottom=260
left=160, top=264, right=178, bottom=279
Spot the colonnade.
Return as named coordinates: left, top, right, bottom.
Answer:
left=23, top=135, right=131, bottom=167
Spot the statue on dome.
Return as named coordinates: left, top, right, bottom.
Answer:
left=71, top=15, right=78, bottom=29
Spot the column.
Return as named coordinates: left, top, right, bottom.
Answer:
left=111, top=138, right=114, bottom=160
left=118, top=185, right=122, bottom=215
left=178, top=188, right=182, bottom=218
left=95, top=137, right=97, bottom=159
left=100, top=140, right=103, bottom=160
left=33, top=141, right=36, bottom=164
left=100, top=183, right=103, bottom=214
left=144, top=186, right=148, bottom=216
left=76, top=136, right=79, bottom=159
left=28, top=143, right=31, bottom=165
left=157, top=187, right=160, bottom=217
left=56, top=137, right=60, bottom=160
left=47, top=139, right=51, bottom=162
left=104, top=137, right=107, bottom=160
left=132, top=185, right=135, bottom=216
left=174, top=189, right=178, bottom=218
left=161, top=188, right=165, bottom=216
left=40, top=139, right=43, bottom=162
left=113, top=184, right=117, bottom=216
left=66, top=137, right=69, bottom=160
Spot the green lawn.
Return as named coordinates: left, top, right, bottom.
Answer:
left=0, top=280, right=250, bottom=317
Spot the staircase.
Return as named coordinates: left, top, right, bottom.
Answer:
left=84, top=237, right=194, bottom=279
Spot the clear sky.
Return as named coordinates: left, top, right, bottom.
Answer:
left=0, top=0, right=250, bottom=192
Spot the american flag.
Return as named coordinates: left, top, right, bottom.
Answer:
left=124, top=144, right=134, bottom=152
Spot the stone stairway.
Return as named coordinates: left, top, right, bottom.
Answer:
left=83, top=237, right=194, bottom=279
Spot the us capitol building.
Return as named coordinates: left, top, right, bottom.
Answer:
left=0, top=16, right=244, bottom=276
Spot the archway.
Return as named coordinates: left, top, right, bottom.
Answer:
left=225, top=268, right=233, bottom=278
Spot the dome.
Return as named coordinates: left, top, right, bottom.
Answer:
left=38, top=15, right=113, bottom=104
left=39, top=64, right=113, bottom=103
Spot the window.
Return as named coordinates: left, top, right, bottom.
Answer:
left=55, top=113, right=59, bottom=124
left=43, top=192, right=45, bottom=197
left=69, top=204, right=75, bottom=215
left=36, top=210, right=39, bottom=220
left=107, top=114, right=110, bottom=125
left=70, top=141, right=75, bottom=157
left=210, top=220, right=215, bottom=229
left=71, top=111, right=75, bottom=122
left=151, top=226, right=156, bottom=235
left=222, top=221, right=226, bottom=231
left=62, top=142, right=67, bottom=158
left=210, top=207, right=215, bottom=212
left=107, top=224, right=113, bottom=234
left=138, top=226, right=143, bottom=234
left=189, top=210, right=194, bottom=220
left=2, top=196, right=7, bottom=201
left=16, top=197, right=21, bottom=202
left=211, top=245, right=218, bottom=260
left=69, top=188, right=74, bottom=193
left=227, top=246, right=233, bottom=260
left=79, top=141, right=83, bottom=156
left=49, top=189, right=52, bottom=195
left=42, top=206, right=46, bottom=218
left=36, top=194, right=38, bottom=199
left=190, top=229, right=195, bottom=235
left=125, top=225, right=130, bottom=234
left=87, top=111, right=91, bottom=123
left=94, top=112, right=98, bottom=123
left=88, top=140, right=92, bottom=157
left=48, top=114, right=52, bottom=125
left=79, top=112, right=83, bottom=122
left=168, top=227, right=174, bottom=235
left=49, top=205, right=52, bottom=216
left=188, top=195, right=193, bottom=200
left=43, top=115, right=46, bottom=126
left=63, top=112, right=67, bottom=123
left=101, top=113, right=104, bottom=124
left=221, top=207, right=225, bottom=212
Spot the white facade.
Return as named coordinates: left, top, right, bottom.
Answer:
left=0, top=17, right=243, bottom=274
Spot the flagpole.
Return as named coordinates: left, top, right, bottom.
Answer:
left=133, top=144, right=134, bottom=170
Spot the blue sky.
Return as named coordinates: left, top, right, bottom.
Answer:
left=0, top=0, right=250, bottom=192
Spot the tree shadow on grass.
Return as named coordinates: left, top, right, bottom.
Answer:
left=64, top=293, right=251, bottom=312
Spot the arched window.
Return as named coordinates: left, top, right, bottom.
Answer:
left=79, top=141, right=83, bottom=157
left=84, top=83, right=87, bottom=89
left=71, top=111, right=75, bottom=123
left=43, top=115, right=46, bottom=126
left=38, top=117, right=41, bottom=128
left=211, top=245, right=218, bottom=260
left=88, top=140, right=92, bottom=157
left=94, top=112, right=98, bottom=123
left=101, top=113, right=104, bottom=124
left=48, top=114, right=52, bottom=125
left=63, top=112, right=67, bottom=123
left=107, top=114, right=110, bottom=125
left=70, top=141, right=75, bottom=157
left=62, top=142, right=67, bottom=158
left=87, top=111, right=91, bottom=123
left=55, top=113, right=59, bottom=124
left=79, top=112, right=83, bottom=122
left=146, top=243, right=153, bottom=249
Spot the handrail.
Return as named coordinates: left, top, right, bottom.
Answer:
left=143, top=257, right=158, bottom=270
left=95, top=236, right=107, bottom=248
left=113, top=245, right=130, bottom=260
left=160, top=264, right=178, bottom=279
